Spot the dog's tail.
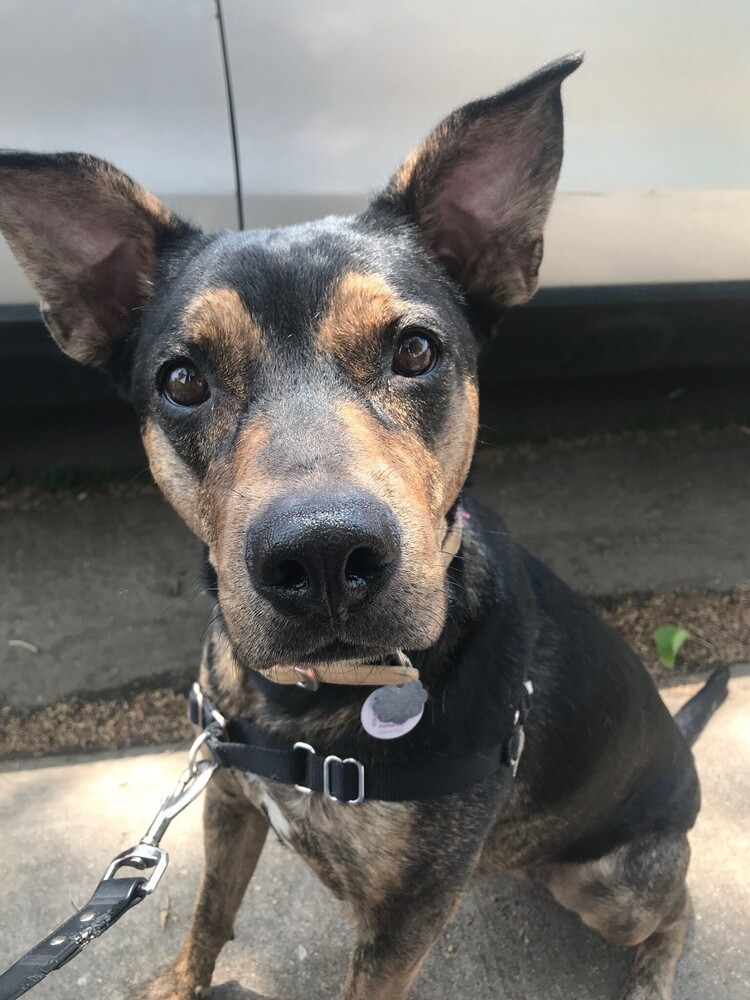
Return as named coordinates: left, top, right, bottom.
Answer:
left=673, top=665, right=730, bottom=747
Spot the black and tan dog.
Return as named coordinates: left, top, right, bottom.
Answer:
left=0, top=54, right=729, bottom=1000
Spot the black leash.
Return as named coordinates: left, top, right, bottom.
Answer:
left=0, top=735, right=216, bottom=1000
left=0, top=879, right=146, bottom=1000
left=0, top=677, right=532, bottom=997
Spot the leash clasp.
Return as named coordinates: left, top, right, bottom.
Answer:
left=0, top=721, right=221, bottom=997
left=141, top=731, right=218, bottom=848
left=100, top=730, right=219, bottom=897
left=101, top=843, right=168, bottom=896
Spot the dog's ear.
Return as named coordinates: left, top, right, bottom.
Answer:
left=378, top=54, right=582, bottom=319
left=0, top=152, right=191, bottom=369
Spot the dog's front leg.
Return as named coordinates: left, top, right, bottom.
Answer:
left=342, top=887, right=465, bottom=1000
left=134, top=769, right=268, bottom=1000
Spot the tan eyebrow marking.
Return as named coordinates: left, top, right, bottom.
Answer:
left=183, top=287, right=268, bottom=388
left=315, top=271, right=409, bottom=379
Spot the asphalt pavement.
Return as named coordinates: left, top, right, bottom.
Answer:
left=1, top=674, right=748, bottom=1000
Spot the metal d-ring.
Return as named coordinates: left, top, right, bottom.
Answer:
left=293, top=665, right=321, bottom=691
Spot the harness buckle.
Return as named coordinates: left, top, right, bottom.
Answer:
left=293, top=742, right=315, bottom=793
left=323, top=755, right=366, bottom=804
left=508, top=721, right=526, bottom=777
left=190, top=681, right=226, bottom=730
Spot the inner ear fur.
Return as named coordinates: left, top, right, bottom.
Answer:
left=0, top=151, right=192, bottom=368
left=376, top=53, right=583, bottom=317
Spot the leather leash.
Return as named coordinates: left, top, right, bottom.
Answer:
left=0, top=734, right=217, bottom=1000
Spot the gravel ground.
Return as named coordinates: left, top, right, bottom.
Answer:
left=0, top=689, right=191, bottom=760
left=2, top=585, right=747, bottom=761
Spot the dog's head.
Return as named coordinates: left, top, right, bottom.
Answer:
left=0, top=55, right=580, bottom=675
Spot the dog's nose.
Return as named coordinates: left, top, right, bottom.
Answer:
left=246, top=491, right=400, bottom=618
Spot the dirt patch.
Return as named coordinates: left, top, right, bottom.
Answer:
left=0, top=689, right=192, bottom=761
left=1, top=586, right=747, bottom=761
left=593, top=585, right=750, bottom=676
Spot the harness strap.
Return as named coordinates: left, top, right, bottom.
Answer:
left=190, top=682, right=530, bottom=804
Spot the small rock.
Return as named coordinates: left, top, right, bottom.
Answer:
left=8, top=638, right=40, bottom=654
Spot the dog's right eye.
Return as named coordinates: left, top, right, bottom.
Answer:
left=160, top=360, right=209, bottom=407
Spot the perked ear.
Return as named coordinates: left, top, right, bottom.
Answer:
left=378, top=53, right=583, bottom=316
left=0, top=152, right=190, bottom=368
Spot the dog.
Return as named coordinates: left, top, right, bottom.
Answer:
left=0, top=53, right=729, bottom=1000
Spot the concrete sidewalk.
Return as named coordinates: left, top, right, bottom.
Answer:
left=1, top=675, right=748, bottom=1000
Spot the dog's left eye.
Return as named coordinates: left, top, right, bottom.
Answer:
left=392, top=330, right=438, bottom=377
left=160, top=360, right=209, bottom=406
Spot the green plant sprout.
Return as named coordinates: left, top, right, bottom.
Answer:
left=653, top=626, right=691, bottom=668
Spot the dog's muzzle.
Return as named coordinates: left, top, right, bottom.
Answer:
left=261, top=506, right=464, bottom=690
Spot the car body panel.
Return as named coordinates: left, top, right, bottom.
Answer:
left=0, top=0, right=235, bottom=306
left=224, top=0, right=750, bottom=288
left=1, top=0, right=748, bottom=310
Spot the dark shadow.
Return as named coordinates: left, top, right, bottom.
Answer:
left=205, top=984, right=271, bottom=1000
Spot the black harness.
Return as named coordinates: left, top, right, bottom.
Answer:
left=191, top=677, right=533, bottom=804
left=0, top=677, right=532, bottom=999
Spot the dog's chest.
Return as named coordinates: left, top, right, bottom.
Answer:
left=241, top=771, right=300, bottom=847
left=236, top=768, right=419, bottom=901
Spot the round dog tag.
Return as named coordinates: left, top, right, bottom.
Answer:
left=361, top=681, right=427, bottom=740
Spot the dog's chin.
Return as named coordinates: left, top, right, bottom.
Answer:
left=285, top=640, right=395, bottom=665
left=215, top=558, right=450, bottom=674
left=218, top=580, right=449, bottom=675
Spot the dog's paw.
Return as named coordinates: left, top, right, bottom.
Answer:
left=129, top=962, right=203, bottom=1000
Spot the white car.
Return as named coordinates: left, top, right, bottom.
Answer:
left=2, top=0, right=748, bottom=389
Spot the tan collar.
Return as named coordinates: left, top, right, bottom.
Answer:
left=267, top=650, right=419, bottom=689
left=264, top=511, right=464, bottom=689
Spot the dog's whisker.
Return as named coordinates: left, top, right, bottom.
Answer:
left=200, top=602, right=223, bottom=644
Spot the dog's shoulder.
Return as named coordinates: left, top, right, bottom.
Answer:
left=487, top=527, right=701, bottom=859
